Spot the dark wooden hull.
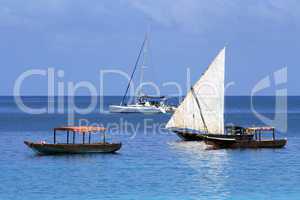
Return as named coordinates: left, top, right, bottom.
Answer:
left=204, top=137, right=287, bottom=149
left=174, top=130, right=238, bottom=141
left=24, top=141, right=122, bottom=155
left=175, top=131, right=206, bottom=141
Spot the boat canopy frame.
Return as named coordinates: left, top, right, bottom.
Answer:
left=53, top=126, right=108, bottom=145
left=245, top=126, right=276, bottom=141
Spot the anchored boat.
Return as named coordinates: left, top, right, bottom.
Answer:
left=166, top=47, right=287, bottom=149
left=166, top=47, right=226, bottom=140
left=24, top=126, right=121, bottom=155
left=204, top=126, right=287, bottom=149
left=110, top=96, right=176, bottom=114
left=109, top=34, right=175, bottom=114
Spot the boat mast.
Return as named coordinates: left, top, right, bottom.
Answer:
left=138, top=33, right=148, bottom=98
left=190, top=86, right=208, bottom=133
left=120, top=36, right=147, bottom=106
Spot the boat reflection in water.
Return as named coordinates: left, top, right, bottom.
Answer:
left=169, top=141, right=230, bottom=199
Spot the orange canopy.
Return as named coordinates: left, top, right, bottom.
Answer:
left=246, top=126, right=274, bottom=132
left=54, top=126, right=107, bottom=133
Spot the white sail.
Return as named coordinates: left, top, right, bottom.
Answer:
left=166, top=48, right=225, bottom=134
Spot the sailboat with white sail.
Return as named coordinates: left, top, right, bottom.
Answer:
left=166, top=47, right=226, bottom=140
left=166, top=47, right=287, bottom=149
left=109, top=35, right=176, bottom=114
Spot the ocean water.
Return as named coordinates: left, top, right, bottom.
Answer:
left=0, top=96, right=299, bottom=200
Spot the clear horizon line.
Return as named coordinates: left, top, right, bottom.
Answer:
left=0, top=95, right=298, bottom=97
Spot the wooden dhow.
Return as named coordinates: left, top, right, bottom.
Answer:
left=166, top=47, right=225, bottom=140
left=166, top=47, right=287, bottom=149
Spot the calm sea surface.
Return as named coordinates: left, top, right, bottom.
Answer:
left=0, top=96, right=299, bottom=200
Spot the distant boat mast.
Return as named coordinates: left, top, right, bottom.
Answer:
left=138, top=32, right=149, bottom=97
left=120, top=35, right=147, bottom=106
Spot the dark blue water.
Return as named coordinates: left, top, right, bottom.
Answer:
left=0, top=96, right=299, bottom=200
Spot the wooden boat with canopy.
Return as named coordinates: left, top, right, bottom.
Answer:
left=24, top=126, right=122, bottom=155
left=166, top=47, right=287, bottom=149
left=204, top=126, right=287, bottom=149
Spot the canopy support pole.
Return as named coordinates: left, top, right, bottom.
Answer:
left=83, top=132, right=85, bottom=144
left=88, top=132, right=91, bottom=144
left=54, top=130, right=56, bottom=144
left=67, top=131, right=69, bottom=144
left=73, top=131, right=75, bottom=144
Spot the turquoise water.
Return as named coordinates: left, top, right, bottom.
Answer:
left=0, top=96, right=299, bottom=200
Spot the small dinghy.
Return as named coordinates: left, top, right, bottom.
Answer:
left=24, top=126, right=121, bottom=155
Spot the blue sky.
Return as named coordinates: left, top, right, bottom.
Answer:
left=0, top=0, right=299, bottom=96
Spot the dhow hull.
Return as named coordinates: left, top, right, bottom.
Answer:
left=174, top=129, right=237, bottom=141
